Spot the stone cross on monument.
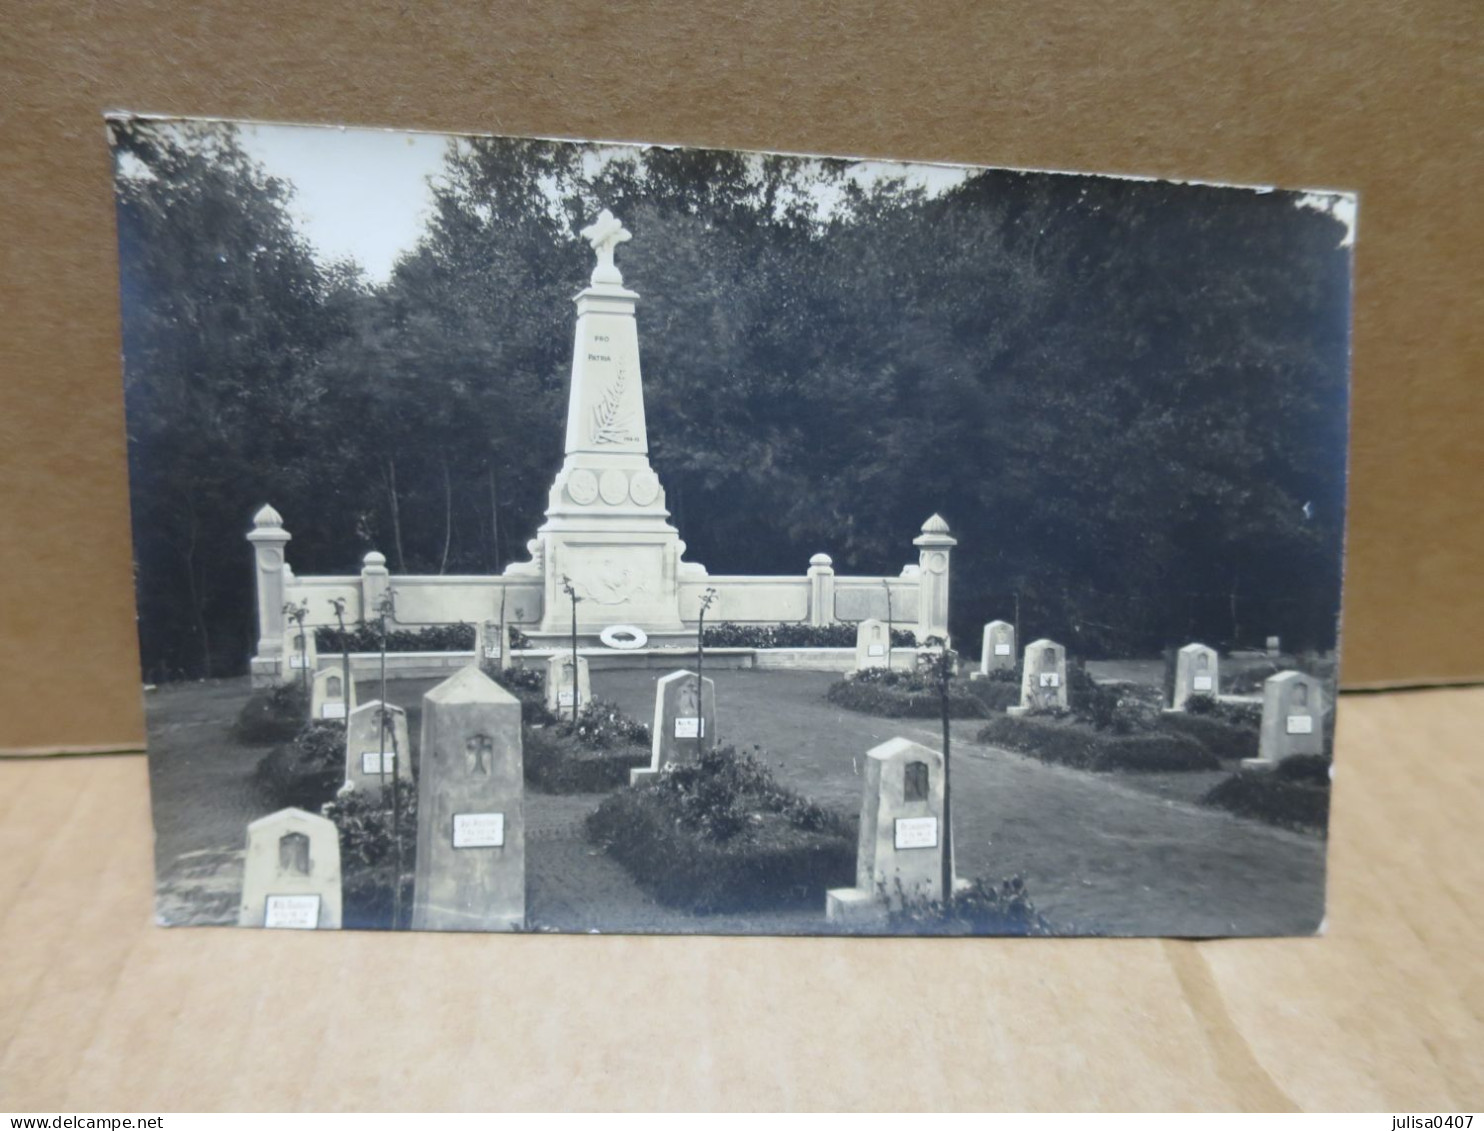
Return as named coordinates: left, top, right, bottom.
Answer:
left=582, top=209, right=631, bottom=286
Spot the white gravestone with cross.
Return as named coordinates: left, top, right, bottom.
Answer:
left=238, top=807, right=342, bottom=929
left=854, top=618, right=890, bottom=671
left=630, top=669, right=717, bottom=786
left=544, top=652, right=592, bottom=715
left=411, top=665, right=526, bottom=931
left=1007, top=639, right=1069, bottom=716
left=1171, top=642, right=1221, bottom=711
left=312, top=666, right=357, bottom=721
left=343, top=699, right=412, bottom=793
left=1243, top=670, right=1326, bottom=770
left=973, top=620, right=1016, bottom=679
left=826, top=737, right=956, bottom=925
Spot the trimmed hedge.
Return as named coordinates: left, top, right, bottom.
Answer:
left=252, top=721, right=346, bottom=809
left=701, top=622, right=915, bottom=648
left=977, top=714, right=1219, bottom=772
left=316, top=622, right=476, bottom=653
left=826, top=669, right=1015, bottom=718
left=1159, top=711, right=1259, bottom=762
left=1202, top=760, right=1331, bottom=833
left=233, top=682, right=308, bottom=745
left=585, top=745, right=854, bottom=913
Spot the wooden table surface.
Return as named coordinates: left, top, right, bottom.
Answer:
left=0, top=687, right=1479, bottom=1112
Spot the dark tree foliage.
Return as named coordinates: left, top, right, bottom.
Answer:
left=114, top=124, right=1349, bottom=680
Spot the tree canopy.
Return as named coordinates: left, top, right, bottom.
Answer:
left=112, top=122, right=1350, bottom=681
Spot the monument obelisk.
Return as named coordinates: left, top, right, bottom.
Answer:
left=532, top=211, right=697, bottom=636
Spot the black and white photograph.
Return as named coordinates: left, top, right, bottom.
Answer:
left=111, top=115, right=1353, bottom=937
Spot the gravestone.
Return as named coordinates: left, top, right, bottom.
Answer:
left=1171, top=643, right=1220, bottom=710
left=826, top=737, right=947, bottom=924
left=282, top=620, right=317, bottom=683
left=477, top=617, right=504, bottom=668
left=411, top=666, right=525, bottom=932
left=238, top=807, right=342, bottom=929
left=312, top=666, right=357, bottom=721
left=1007, top=639, right=1068, bottom=716
left=630, top=669, right=717, bottom=785
left=343, top=700, right=411, bottom=792
left=1243, top=670, right=1326, bottom=770
left=973, top=620, right=1015, bottom=679
left=544, top=653, right=592, bottom=715
left=855, top=618, right=890, bottom=671
left=1266, top=635, right=1282, bottom=657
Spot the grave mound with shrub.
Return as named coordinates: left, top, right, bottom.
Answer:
left=1159, top=694, right=1262, bottom=761
left=976, top=664, right=1218, bottom=772
left=585, top=744, right=855, bottom=913
left=252, top=720, right=346, bottom=809
left=481, top=663, right=553, bottom=725
left=524, top=698, right=652, bottom=793
left=826, top=665, right=1017, bottom=718
left=1201, top=755, right=1332, bottom=833
left=233, top=682, right=309, bottom=745
left=323, top=783, right=418, bottom=929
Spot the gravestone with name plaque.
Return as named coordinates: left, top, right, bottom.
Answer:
left=1007, top=639, right=1068, bottom=716
left=854, top=618, right=890, bottom=671
left=1170, top=642, right=1220, bottom=711
left=238, top=807, right=343, bottom=929
left=343, top=699, right=411, bottom=793
left=973, top=620, right=1016, bottom=679
left=1244, top=669, right=1326, bottom=770
left=282, top=620, right=317, bottom=683
left=411, top=665, right=525, bottom=931
left=544, top=652, right=592, bottom=716
left=312, top=666, right=356, bottom=721
left=826, top=736, right=949, bottom=924
left=630, top=668, right=717, bottom=785
left=477, top=617, right=507, bottom=670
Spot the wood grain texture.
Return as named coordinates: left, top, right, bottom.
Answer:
left=0, top=687, right=1478, bottom=1110
left=1, top=2, right=1480, bottom=750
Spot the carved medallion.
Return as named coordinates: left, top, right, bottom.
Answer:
left=629, top=470, right=660, bottom=506
left=567, top=469, right=599, bottom=505
left=926, top=551, right=948, bottom=575
left=599, top=469, right=629, bottom=505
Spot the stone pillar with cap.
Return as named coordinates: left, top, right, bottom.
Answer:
left=361, top=551, right=390, bottom=620
left=912, top=514, right=957, bottom=644
left=807, top=553, right=835, bottom=626
left=248, top=504, right=292, bottom=665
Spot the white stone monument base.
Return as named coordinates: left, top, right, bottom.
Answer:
left=825, top=887, right=888, bottom=926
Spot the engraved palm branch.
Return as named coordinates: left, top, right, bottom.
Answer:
left=591, top=362, right=639, bottom=445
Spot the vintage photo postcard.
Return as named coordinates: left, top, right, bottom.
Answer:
left=110, top=115, right=1353, bottom=936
